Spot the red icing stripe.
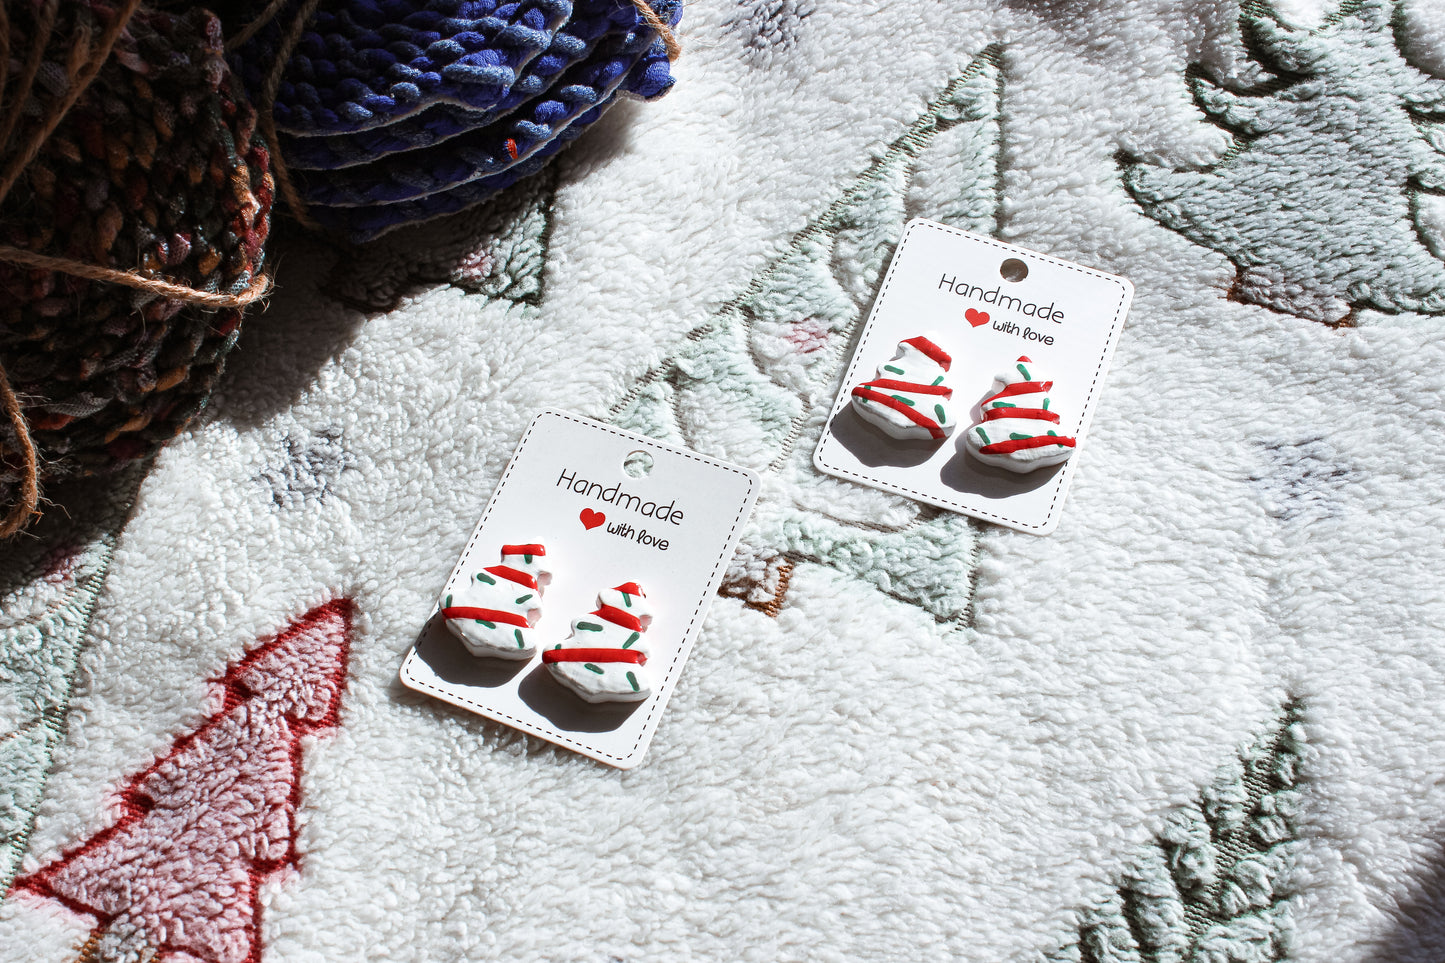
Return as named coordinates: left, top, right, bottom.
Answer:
left=980, top=435, right=1076, bottom=455
left=442, top=607, right=530, bottom=628
left=543, top=648, right=647, bottom=666
left=850, top=387, right=945, bottom=439
left=502, top=544, right=546, bottom=557
left=982, top=407, right=1060, bottom=423
left=901, top=336, right=951, bottom=370
left=982, top=380, right=1052, bottom=403
left=595, top=605, right=643, bottom=632
left=615, top=582, right=644, bottom=596
left=861, top=378, right=952, bottom=397
left=486, top=565, right=537, bottom=589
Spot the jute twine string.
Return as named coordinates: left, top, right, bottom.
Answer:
left=222, top=0, right=293, bottom=52
left=631, top=0, right=682, bottom=62
left=255, top=0, right=324, bottom=232
left=0, top=0, right=271, bottom=537
left=0, top=247, right=272, bottom=308
left=0, top=2, right=55, bottom=170
left=0, top=365, right=38, bottom=538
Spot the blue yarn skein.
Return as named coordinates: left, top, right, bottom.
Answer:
left=229, top=0, right=680, bottom=240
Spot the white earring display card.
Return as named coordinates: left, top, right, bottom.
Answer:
left=400, top=410, right=758, bottom=769
left=814, top=219, right=1133, bottom=535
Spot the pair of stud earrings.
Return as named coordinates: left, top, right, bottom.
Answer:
left=849, top=335, right=1076, bottom=473
left=439, top=544, right=653, bottom=705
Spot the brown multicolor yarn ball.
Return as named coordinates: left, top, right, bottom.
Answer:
left=0, top=1, right=273, bottom=518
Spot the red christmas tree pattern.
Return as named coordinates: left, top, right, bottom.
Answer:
left=12, top=599, right=355, bottom=963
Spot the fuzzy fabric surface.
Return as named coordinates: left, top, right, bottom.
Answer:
left=3, top=0, right=1445, bottom=961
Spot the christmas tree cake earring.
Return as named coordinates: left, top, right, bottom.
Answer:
left=543, top=583, right=655, bottom=703
left=963, top=356, right=1076, bottom=472
left=849, top=335, right=956, bottom=441
left=441, top=544, right=550, bottom=659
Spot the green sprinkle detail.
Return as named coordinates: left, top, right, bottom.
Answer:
left=584, top=663, right=604, bottom=674
left=623, top=631, right=640, bottom=649
left=1042, top=398, right=1050, bottom=410
left=622, top=593, right=632, bottom=608
left=975, top=427, right=991, bottom=444
left=476, top=620, right=495, bottom=628
left=934, top=404, right=946, bottom=422
left=931, top=375, right=944, bottom=386
left=524, top=554, right=533, bottom=563
left=444, top=594, right=452, bottom=608
left=993, top=401, right=1016, bottom=408
left=476, top=572, right=495, bottom=585
left=515, top=594, right=532, bottom=605
left=884, top=364, right=905, bottom=374
left=626, top=672, right=639, bottom=691
left=577, top=621, right=604, bottom=632
left=1010, top=432, right=1031, bottom=440
left=1048, top=430, right=1058, bottom=436
left=890, top=394, right=915, bottom=406
left=515, top=628, right=525, bottom=648
left=1017, top=363, right=1031, bottom=380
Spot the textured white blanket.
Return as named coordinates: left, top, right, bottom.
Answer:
left=3, top=1, right=1445, bottom=960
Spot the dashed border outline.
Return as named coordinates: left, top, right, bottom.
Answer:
left=400, top=409, right=758, bottom=767
left=814, top=218, right=1132, bottom=534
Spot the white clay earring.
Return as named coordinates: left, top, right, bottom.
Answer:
left=441, top=543, right=550, bottom=659
left=849, top=334, right=957, bottom=441
left=543, top=582, right=655, bottom=703
left=963, top=355, right=1076, bottom=472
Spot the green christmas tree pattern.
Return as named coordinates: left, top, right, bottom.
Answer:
left=1038, top=704, right=1305, bottom=963
left=1122, top=0, right=1445, bottom=325
left=611, top=48, right=1003, bottom=620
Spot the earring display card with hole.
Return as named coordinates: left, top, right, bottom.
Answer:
left=813, top=219, right=1133, bottom=535
left=399, top=409, right=758, bottom=769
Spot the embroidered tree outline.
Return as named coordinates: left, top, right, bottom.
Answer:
left=11, top=600, right=355, bottom=963
left=0, top=473, right=140, bottom=893
left=1042, top=703, right=1306, bottom=963
left=1122, top=0, right=1445, bottom=325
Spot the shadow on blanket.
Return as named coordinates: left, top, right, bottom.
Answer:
left=1361, top=843, right=1445, bottom=963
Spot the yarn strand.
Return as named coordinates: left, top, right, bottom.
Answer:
left=0, top=0, right=57, bottom=164
left=258, top=0, right=323, bottom=231
left=0, top=246, right=272, bottom=307
left=629, top=0, right=680, bottom=62
left=0, top=0, right=143, bottom=207
left=224, top=0, right=294, bottom=52
left=0, top=362, right=41, bottom=538
left=0, top=4, right=12, bottom=136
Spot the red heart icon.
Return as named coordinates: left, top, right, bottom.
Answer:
left=580, top=509, right=606, bottom=530
left=965, top=308, right=990, bottom=328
